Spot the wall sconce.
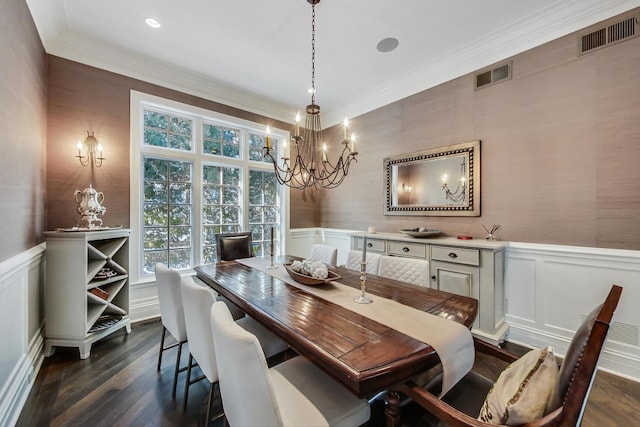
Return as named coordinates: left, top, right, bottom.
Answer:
left=76, top=131, right=105, bottom=167
left=402, top=183, right=412, bottom=192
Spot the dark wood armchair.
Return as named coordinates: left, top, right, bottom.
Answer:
left=215, top=232, right=254, bottom=261
left=393, top=285, right=622, bottom=427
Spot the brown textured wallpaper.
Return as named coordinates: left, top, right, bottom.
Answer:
left=0, top=0, right=47, bottom=262
left=313, top=10, right=640, bottom=250
left=44, top=8, right=640, bottom=250
left=45, top=57, right=301, bottom=230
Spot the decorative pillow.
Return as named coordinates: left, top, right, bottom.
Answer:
left=478, top=346, right=559, bottom=425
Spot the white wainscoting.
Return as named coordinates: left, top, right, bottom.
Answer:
left=287, top=227, right=358, bottom=266
left=0, top=244, right=45, bottom=427
left=289, top=230, right=640, bottom=381
left=505, top=242, right=640, bottom=381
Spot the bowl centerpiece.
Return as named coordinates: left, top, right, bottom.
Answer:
left=284, top=260, right=342, bottom=286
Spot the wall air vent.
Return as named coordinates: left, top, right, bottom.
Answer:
left=581, top=315, right=639, bottom=346
left=579, top=15, right=639, bottom=55
left=474, top=62, right=512, bottom=90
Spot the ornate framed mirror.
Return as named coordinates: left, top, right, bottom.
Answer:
left=383, top=140, right=480, bottom=216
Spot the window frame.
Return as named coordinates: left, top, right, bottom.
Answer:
left=130, top=91, right=290, bottom=283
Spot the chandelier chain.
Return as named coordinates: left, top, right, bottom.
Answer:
left=311, top=3, right=316, bottom=105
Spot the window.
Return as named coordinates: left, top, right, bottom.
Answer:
left=201, top=164, right=241, bottom=264
left=249, top=169, right=279, bottom=257
left=203, top=123, right=240, bottom=158
left=130, top=91, right=289, bottom=281
left=142, top=157, right=193, bottom=272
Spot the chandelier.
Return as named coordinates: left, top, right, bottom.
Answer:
left=442, top=159, right=467, bottom=203
left=264, top=0, right=358, bottom=190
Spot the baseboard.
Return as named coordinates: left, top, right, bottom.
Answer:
left=129, top=280, right=161, bottom=322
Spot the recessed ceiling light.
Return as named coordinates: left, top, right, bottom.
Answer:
left=376, top=37, right=399, bottom=53
left=145, top=17, right=161, bottom=28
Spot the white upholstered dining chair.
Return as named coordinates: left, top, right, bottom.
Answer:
left=154, top=263, right=188, bottom=399
left=378, top=255, right=430, bottom=286
left=179, top=276, right=289, bottom=420
left=309, top=244, right=338, bottom=267
left=345, top=249, right=381, bottom=274
left=210, top=301, right=371, bottom=427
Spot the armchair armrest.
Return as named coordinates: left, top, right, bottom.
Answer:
left=395, top=380, right=564, bottom=427
left=474, top=338, right=520, bottom=364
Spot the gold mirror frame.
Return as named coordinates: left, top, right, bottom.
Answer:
left=383, top=140, right=480, bottom=216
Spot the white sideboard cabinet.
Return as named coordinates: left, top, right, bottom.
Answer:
left=351, top=232, right=508, bottom=344
left=44, top=229, right=131, bottom=359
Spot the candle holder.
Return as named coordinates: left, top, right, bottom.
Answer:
left=354, top=261, right=373, bottom=304
left=267, top=243, right=278, bottom=270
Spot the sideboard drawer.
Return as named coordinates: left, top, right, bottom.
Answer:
left=388, top=241, right=427, bottom=259
left=355, top=237, right=386, bottom=253
left=431, top=246, right=480, bottom=266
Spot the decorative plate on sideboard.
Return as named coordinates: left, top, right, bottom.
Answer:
left=399, top=228, right=442, bottom=238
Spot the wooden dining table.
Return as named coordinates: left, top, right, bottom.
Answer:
left=195, top=255, right=478, bottom=426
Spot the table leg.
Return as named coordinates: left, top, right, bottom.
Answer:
left=385, top=390, right=401, bottom=427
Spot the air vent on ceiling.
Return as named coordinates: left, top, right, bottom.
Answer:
left=474, top=62, right=512, bottom=90
left=579, top=15, right=639, bottom=55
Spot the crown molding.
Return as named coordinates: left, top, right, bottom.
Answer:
left=46, top=35, right=296, bottom=124
left=323, top=0, right=640, bottom=125
left=28, top=0, right=640, bottom=128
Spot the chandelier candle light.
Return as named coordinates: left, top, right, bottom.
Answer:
left=263, top=0, right=358, bottom=190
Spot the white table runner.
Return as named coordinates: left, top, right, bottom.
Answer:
left=236, top=257, right=474, bottom=396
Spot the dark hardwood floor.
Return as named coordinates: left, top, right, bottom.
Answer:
left=16, top=319, right=640, bottom=427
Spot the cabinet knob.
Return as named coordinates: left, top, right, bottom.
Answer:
left=448, top=252, right=458, bottom=258
left=367, top=242, right=373, bottom=248
left=431, top=275, right=436, bottom=280
left=402, top=247, right=409, bottom=252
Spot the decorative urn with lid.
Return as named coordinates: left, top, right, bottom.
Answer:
left=74, top=184, right=106, bottom=229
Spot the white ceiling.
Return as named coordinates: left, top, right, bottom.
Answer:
left=27, top=0, right=640, bottom=126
